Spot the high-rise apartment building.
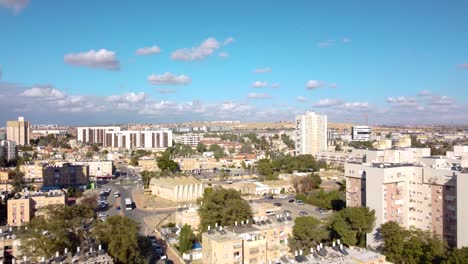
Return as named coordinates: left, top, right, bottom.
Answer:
left=77, top=126, right=172, bottom=150
left=351, top=126, right=372, bottom=141
left=6, top=116, right=30, bottom=146
left=345, top=159, right=468, bottom=248
left=0, top=140, right=18, bottom=161
left=173, top=133, right=200, bottom=147
left=295, top=111, right=327, bottom=155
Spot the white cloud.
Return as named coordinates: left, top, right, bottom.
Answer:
left=418, top=90, right=432, bottom=96
left=223, top=37, right=235, bottom=46
left=253, top=67, right=272, bottom=74
left=147, top=72, right=191, bottom=85
left=157, top=89, right=177, bottom=94
left=0, top=0, right=29, bottom=13
left=270, top=83, right=280, bottom=89
left=341, top=102, right=370, bottom=110
left=252, top=81, right=268, bottom=88
left=64, top=49, right=120, bottom=70
left=106, top=92, right=147, bottom=103
left=248, top=92, right=271, bottom=99
left=171, top=38, right=221, bottom=61
left=306, top=80, right=323, bottom=90
left=135, top=45, right=161, bottom=56
left=21, top=86, right=66, bottom=99
left=386, top=96, right=418, bottom=106
left=429, top=95, right=455, bottom=106
left=313, top=98, right=343, bottom=107
left=296, top=96, right=308, bottom=102
left=218, top=52, right=229, bottom=58
left=317, top=40, right=335, bottom=47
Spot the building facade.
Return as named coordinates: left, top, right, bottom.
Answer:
left=202, top=219, right=293, bottom=264
left=295, top=112, right=327, bottom=156
left=173, top=133, right=200, bottom=147
left=7, top=190, right=66, bottom=226
left=351, top=126, right=372, bottom=141
left=0, top=140, right=18, bottom=161
left=6, top=116, right=30, bottom=146
left=345, top=161, right=468, bottom=248
left=149, top=176, right=204, bottom=202
left=77, top=126, right=172, bottom=150
left=42, top=163, right=89, bottom=189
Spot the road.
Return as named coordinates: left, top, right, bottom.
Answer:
left=95, top=169, right=179, bottom=264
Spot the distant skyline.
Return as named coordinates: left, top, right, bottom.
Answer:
left=0, top=0, right=467, bottom=125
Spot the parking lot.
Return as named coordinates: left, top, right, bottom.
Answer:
left=253, top=197, right=332, bottom=220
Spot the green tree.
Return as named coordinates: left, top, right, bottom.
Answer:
left=85, top=151, right=93, bottom=158
left=179, top=224, right=195, bottom=253
left=240, top=143, right=253, bottom=154
left=198, top=187, right=252, bottom=232
left=129, top=156, right=139, bottom=166
left=20, top=204, right=95, bottom=261
left=329, top=207, right=375, bottom=247
left=157, top=154, right=179, bottom=173
left=92, top=215, right=144, bottom=264
left=196, top=142, right=207, bottom=153
left=379, top=221, right=406, bottom=263
left=444, top=247, right=468, bottom=264
left=289, top=216, right=328, bottom=254
left=9, top=170, right=25, bottom=192
left=208, top=144, right=225, bottom=160
left=307, top=189, right=345, bottom=210
left=257, top=159, right=273, bottom=177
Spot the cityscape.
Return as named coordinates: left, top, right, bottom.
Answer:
left=1, top=1, right=468, bottom=264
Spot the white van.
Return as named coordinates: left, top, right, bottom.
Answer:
left=296, top=200, right=304, bottom=205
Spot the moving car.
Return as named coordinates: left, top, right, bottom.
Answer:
left=296, top=200, right=304, bottom=205
left=288, top=199, right=296, bottom=203
left=299, top=211, right=308, bottom=216
left=273, top=202, right=282, bottom=206
left=114, top=191, right=120, bottom=198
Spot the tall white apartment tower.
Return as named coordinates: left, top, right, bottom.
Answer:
left=295, top=111, right=327, bottom=155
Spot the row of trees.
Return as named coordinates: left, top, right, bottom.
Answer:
left=380, top=221, right=468, bottom=264
left=296, top=189, right=346, bottom=211
left=19, top=204, right=148, bottom=264
left=289, top=207, right=376, bottom=254
left=257, top=154, right=327, bottom=180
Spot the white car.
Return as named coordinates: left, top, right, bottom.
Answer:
left=114, top=191, right=120, bottom=198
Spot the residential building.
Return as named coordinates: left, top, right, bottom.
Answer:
left=345, top=161, right=468, bottom=248
left=0, top=140, right=17, bottom=161
left=174, top=133, right=200, bottom=147
left=6, top=116, right=30, bottom=146
left=77, top=126, right=172, bottom=150
left=202, top=217, right=293, bottom=264
left=42, top=163, right=89, bottom=190
left=351, top=126, right=372, bottom=141
left=19, top=161, right=47, bottom=182
left=77, top=126, right=120, bottom=146
left=7, top=190, right=66, bottom=226
left=70, top=160, right=113, bottom=179
left=175, top=206, right=201, bottom=233
left=295, top=111, right=327, bottom=156
left=149, top=176, right=205, bottom=202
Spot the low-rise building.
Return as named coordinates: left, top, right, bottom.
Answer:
left=175, top=206, right=201, bottom=233
left=202, top=217, right=293, bottom=264
left=43, top=163, right=89, bottom=190
left=149, top=176, right=205, bottom=202
left=7, top=190, right=66, bottom=226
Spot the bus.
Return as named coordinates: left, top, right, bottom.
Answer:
left=125, top=198, right=133, bottom=211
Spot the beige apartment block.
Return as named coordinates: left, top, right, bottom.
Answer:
left=202, top=219, right=292, bottom=264
left=7, top=190, right=66, bottom=226
left=20, top=161, right=47, bottom=182
left=149, top=176, right=204, bottom=202
left=295, top=111, right=327, bottom=156
left=345, top=161, right=467, bottom=248
left=6, top=116, right=30, bottom=146
left=175, top=206, right=201, bottom=233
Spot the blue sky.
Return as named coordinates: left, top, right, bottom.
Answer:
left=0, top=0, right=467, bottom=125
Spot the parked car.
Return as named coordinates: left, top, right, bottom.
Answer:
left=114, top=191, right=120, bottom=198
left=273, top=202, right=282, bottom=206
left=283, top=210, right=291, bottom=214
left=299, top=211, right=308, bottom=216
left=296, top=200, right=304, bottom=205
left=288, top=199, right=296, bottom=203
